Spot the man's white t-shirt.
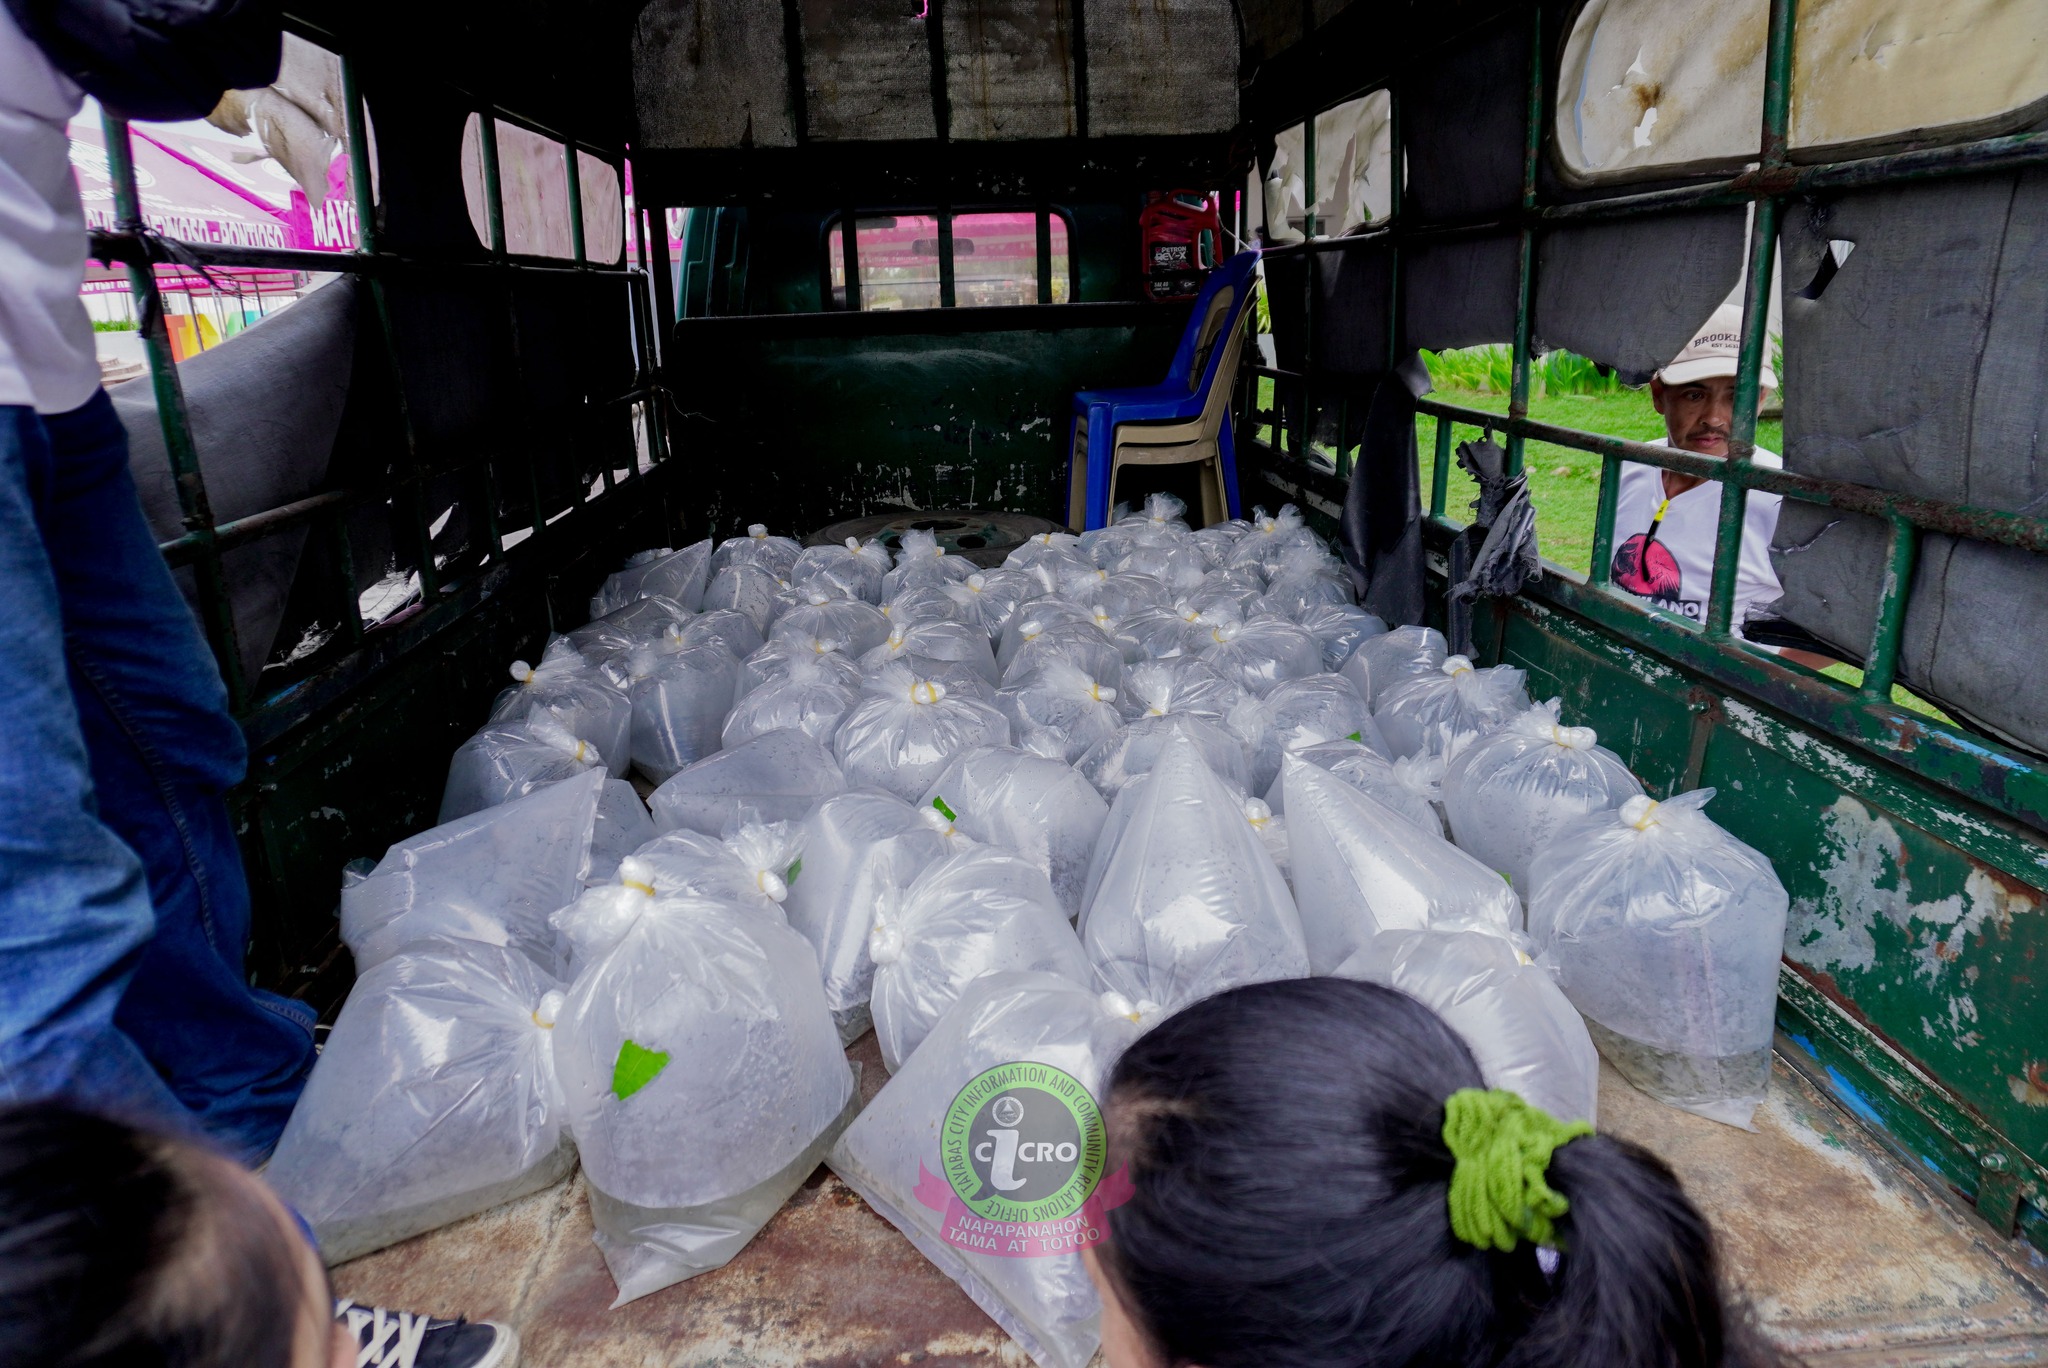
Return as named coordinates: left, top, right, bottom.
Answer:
left=0, top=3, right=98, bottom=414
left=1608, top=439, right=1784, bottom=639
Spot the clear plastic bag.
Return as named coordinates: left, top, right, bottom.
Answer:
left=1004, top=529, right=1092, bottom=579
left=1258, top=542, right=1354, bottom=618
left=772, top=589, right=892, bottom=655
left=648, top=728, right=847, bottom=835
left=944, top=567, right=1050, bottom=641
left=1343, top=623, right=1446, bottom=704
left=265, top=941, right=574, bottom=1264
left=566, top=595, right=692, bottom=668
left=1076, top=712, right=1251, bottom=800
left=791, top=537, right=892, bottom=604
left=1185, top=567, right=1267, bottom=618
left=736, top=633, right=865, bottom=700
left=489, top=654, right=633, bottom=778
left=1189, top=521, right=1248, bottom=569
left=1294, top=602, right=1388, bottom=671
left=591, top=540, right=712, bottom=617
left=884, top=528, right=976, bottom=597
left=1000, top=627, right=1125, bottom=693
left=1196, top=613, right=1323, bottom=696
left=586, top=777, right=658, bottom=889
left=1105, top=604, right=1200, bottom=663
left=680, top=607, right=767, bottom=662
left=869, top=846, right=1091, bottom=1072
left=1228, top=673, right=1384, bottom=796
left=995, top=599, right=1100, bottom=672
left=1227, top=505, right=1320, bottom=577
left=784, top=791, right=951, bottom=1042
left=1278, top=754, right=1517, bottom=973
left=720, top=656, right=858, bottom=750
left=703, top=563, right=790, bottom=635
left=1372, top=654, right=1531, bottom=762
left=830, top=971, right=1142, bottom=1368
left=341, top=768, right=618, bottom=977
left=996, top=659, right=1124, bottom=766
left=919, top=745, right=1109, bottom=921
left=1079, top=734, right=1309, bottom=1012
left=631, top=821, right=802, bottom=919
left=1440, top=698, right=1644, bottom=898
left=1267, top=738, right=1442, bottom=836
left=861, top=619, right=1003, bottom=689
left=554, top=894, right=856, bottom=1305
left=1110, top=538, right=1207, bottom=594
left=710, top=523, right=803, bottom=579
left=834, top=665, right=1013, bottom=802
left=1088, top=571, right=1172, bottom=621
left=624, top=643, right=742, bottom=784
left=438, top=716, right=602, bottom=824
left=1115, top=655, right=1246, bottom=723
left=1526, top=790, right=1789, bottom=1129
left=885, top=583, right=978, bottom=630
left=1333, top=926, right=1599, bottom=1125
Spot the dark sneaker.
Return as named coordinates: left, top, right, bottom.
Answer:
left=334, top=1298, right=520, bottom=1368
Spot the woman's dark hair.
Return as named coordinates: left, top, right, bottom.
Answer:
left=0, top=1104, right=315, bottom=1368
left=1101, top=977, right=1783, bottom=1368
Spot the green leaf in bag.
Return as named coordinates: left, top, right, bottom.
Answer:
left=611, top=1039, right=670, bottom=1100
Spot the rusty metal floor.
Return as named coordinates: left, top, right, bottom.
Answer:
left=332, top=1036, right=2048, bottom=1368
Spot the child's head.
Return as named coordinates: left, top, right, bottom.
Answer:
left=1090, top=977, right=1772, bottom=1368
left=0, top=1103, right=347, bottom=1368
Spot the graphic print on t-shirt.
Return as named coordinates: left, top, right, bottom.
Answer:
left=1612, top=534, right=1683, bottom=603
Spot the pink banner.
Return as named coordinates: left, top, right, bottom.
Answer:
left=912, top=1161, right=1135, bottom=1258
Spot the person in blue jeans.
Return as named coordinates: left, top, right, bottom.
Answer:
left=0, top=2, right=314, bottom=1163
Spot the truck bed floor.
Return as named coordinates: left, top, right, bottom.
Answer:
left=332, top=1036, right=2048, bottom=1367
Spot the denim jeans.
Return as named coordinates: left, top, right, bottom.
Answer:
left=0, top=393, right=315, bottom=1162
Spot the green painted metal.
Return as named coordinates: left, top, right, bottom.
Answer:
left=1588, top=451, right=1621, bottom=586
left=1706, top=0, right=1793, bottom=638
left=1863, top=514, right=1920, bottom=699
left=1414, top=399, right=2048, bottom=554
left=1430, top=412, right=1451, bottom=519
left=669, top=306, right=1183, bottom=537
left=1438, top=571, right=2048, bottom=1256
left=99, top=110, right=248, bottom=710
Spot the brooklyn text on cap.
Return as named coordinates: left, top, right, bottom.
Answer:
left=1657, top=303, right=1779, bottom=391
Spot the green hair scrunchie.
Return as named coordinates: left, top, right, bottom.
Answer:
left=1442, top=1088, right=1593, bottom=1253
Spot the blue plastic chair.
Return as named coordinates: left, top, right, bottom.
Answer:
left=1066, top=248, right=1263, bottom=531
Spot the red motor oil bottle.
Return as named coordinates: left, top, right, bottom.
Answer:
left=1139, top=191, right=1221, bottom=301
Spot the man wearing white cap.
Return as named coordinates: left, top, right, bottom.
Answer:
left=1609, top=303, right=1806, bottom=650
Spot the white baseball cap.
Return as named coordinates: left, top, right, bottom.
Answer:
left=1658, top=303, right=1778, bottom=390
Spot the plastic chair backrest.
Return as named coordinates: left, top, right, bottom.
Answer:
left=1163, top=250, right=1262, bottom=391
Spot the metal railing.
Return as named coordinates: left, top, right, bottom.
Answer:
left=1236, top=0, right=2048, bottom=831
left=91, top=38, right=672, bottom=728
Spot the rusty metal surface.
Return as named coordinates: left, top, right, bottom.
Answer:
left=945, top=0, right=1076, bottom=142
left=633, top=0, right=797, bottom=151
left=799, top=0, right=936, bottom=143
left=333, top=1036, right=2048, bottom=1366
left=1081, top=0, right=1238, bottom=139
left=1602, top=1055, right=2048, bottom=1366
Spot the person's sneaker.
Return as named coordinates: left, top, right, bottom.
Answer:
left=334, top=1298, right=520, bottom=1368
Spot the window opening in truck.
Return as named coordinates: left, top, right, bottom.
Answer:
left=828, top=209, right=1073, bottom=310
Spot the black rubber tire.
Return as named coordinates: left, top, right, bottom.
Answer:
left=806, top=510, right=1067, bottom=568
